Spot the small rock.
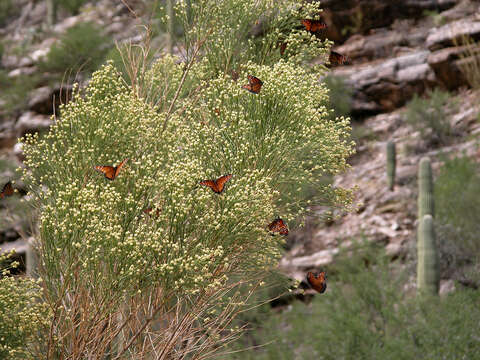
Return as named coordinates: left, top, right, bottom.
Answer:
left=426, top=19, right=480, bottom=51
left=15, top=111, right=52, bottom=137
left=280, top=248, right=339, bottom=269
left=439, top=279, right=456, bottom=296
left=385, top=241, right=403, bottom=257
left=0, top=238, right=27, bottom=257
left=28, top=86, right=54, bottom=113
left=7, top=67, right=37, bottom=77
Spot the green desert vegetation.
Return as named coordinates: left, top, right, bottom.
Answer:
left=4, top=0, right=356, bottom=357
left=39, top=21, right=113, bottom=77
left=404, top=89, right=455, bottom=148
left=1, top=0, right=479, bottom=358
left=225, top=241, right=480, bottom=360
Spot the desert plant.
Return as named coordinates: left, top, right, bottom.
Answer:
left=453, top=35, right=480, bottom=91
left=0, top=71, right=42, bottom=117
left=39, top=21, right=112, bottom=77
left=434, top=156, right=480, bottom=283
left=224, top=240, right=479, bottom=360
left=417, top=214, right=439, bottom=296
left=0, top=0, right=18, bottom=27
left=435, top=156, right=480, bottom=254
left=322, top=75, right=353, bottom=122
left=0, top=250, right=51, bottom=359
left=386, top=141, right=396, bottom=191
left=20, top=0, right=354, bottom=355
left=46, top=0, right=57, bottom=27
left=404, top=89, right=454, bottom=147
left=417, top=157, right=434, bottom=220
left=56, top=0, right=88, bottom=15
left=226, top=241, right=409, bottom=360
left=167, top=0, right=331, bottom=76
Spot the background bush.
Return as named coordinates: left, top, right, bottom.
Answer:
left=322, top=75, right=353, bottom=122
left=0, top=0, right=19, bottom=27
left=225, top=241, right=480, bottom=359
left=39, top=22, right=112, bottom=76
left=434, top=155, right=480, bottom=283
left=404, top=89, right=455, bottom=148
left=56, top=0, right=89, bottom=15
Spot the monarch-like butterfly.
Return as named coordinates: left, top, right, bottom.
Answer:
left=242, top=75, right=263, bottom=94
left=267, top=217, right=289, bottom=235
left=143, top=207, right=161, bottom=217
left=199, top=174, right=233, bottom=194
left=306, top=271, right=327, bottom=293
left=301, top=19, right=327, bottom=32
left=329, top=51, right=348, bottom=65
left=0, top=181, right=14, bottom=199
left=94, top=158, right=128, bottom=180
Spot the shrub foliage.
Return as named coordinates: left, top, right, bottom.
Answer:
left=39, top=22, right=112, bottom=76
left=225, top=243, right=480, bottom=359
left=21, top=0, right=354, bottom=357
left=0, top=251, right=50, bottom=359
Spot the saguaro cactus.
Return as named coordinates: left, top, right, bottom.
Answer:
left=417, top=214, right=439, bottom=295
left=386, top=141, right=396, bottom=191
left=418, top=157, right=434, bottom=220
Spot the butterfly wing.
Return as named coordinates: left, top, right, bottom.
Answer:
left=200, top=174, right=232, bottom=193
left=243, top=75, right=263, bottom=94
left=268, top=218, right=289, bottom=235
left=301, top=19, right=312, bottom=31
left=307, top=271, right=327, bottom=293
left=94, top=158, right=127, bottom=180
left=199, top=179, right=219, bottom=192
left=302, top=19, right=327, bottom=32
left=0, top=181, right=14, bottom=199
left=329, top=51, right=347, bottom=65
left=94, top=165, right=116, bottom=180
left=214, top=174, right=233, bottom=193
left=114, top=158, right=128, bottom=179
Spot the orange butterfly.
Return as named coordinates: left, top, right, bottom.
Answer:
left=199, top=174, right=233, bottom=194
left=267, top=217, right=289, bottom=235
left=329, top=51, right=348, bottom=65
left=143, top=207, right=161, bottom=217
left=0, top=181, right=14, bottom=199
left=306, top=271, right=327, bottom=293
left=242, top=75, right=263, bottom=94
left=94, top=158, right=128, bottom=180
left=301, top=19, right=327, bottom=32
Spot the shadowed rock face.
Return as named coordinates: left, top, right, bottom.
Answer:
left=322, top=0, right=480, bottom=117
left=320, top=0, right=458, bottom=42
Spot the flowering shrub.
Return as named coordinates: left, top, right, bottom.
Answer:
left=20, top=0, right=354, bottom=357
left=0, top=251, right=50, bottom=359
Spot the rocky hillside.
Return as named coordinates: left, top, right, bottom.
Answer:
left=1, top=0, right=479, bottom=289
left=282, top=0, right=480, bottom=294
